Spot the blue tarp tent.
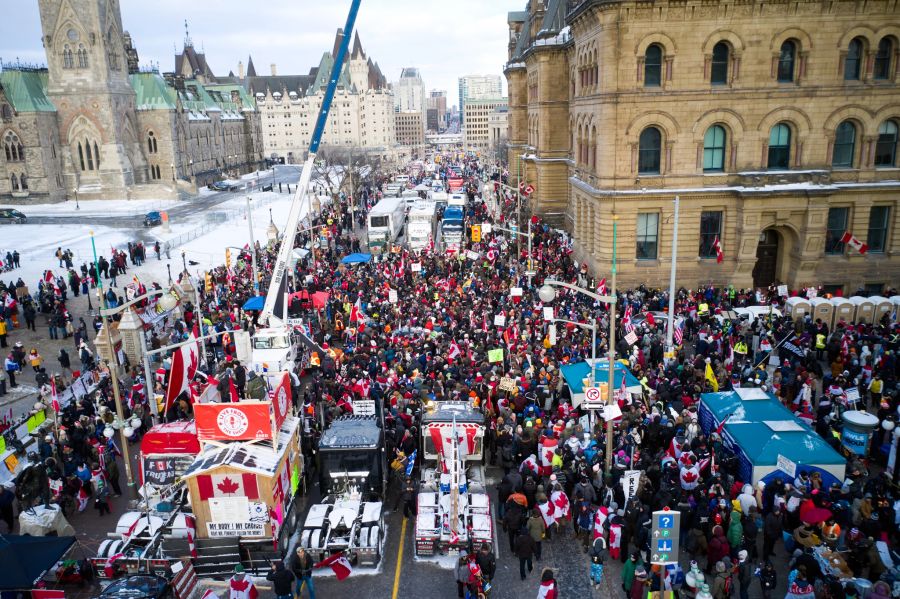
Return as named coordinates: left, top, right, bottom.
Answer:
left=341, top=253, right=372, bottom=264
left=242, top=296, right=265, bottom=311
left=560, top=359, right=642, bottom=408
left=699, top=387, right=846, bottom=487
left=0, top=534, right=75, bottom=590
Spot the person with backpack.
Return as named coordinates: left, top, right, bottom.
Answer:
left=711, top=561, right=733, bottom=599
left=589, top=536, right=607, bottom=589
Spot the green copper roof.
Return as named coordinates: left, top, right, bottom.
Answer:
left=310, top=52, right=351, bottom=93
left=129, top=72, right=177, bottom=110
left=0, top=69, right=55, bottom=113
left=204, top=83, right=257, bottom=111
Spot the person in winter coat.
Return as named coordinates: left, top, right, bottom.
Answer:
left=736, top=550, right=753, bottom=599
left=537, top=568, right=559, bottom=599
left=5, top=352, right=19, bottom=387
left=630, top=566, right=649, bottom=599
left=228, top=565, right=257, bottom=599
left=869, top=581, right=892, bottom=599
left=515, top=528, right=536, bottom=580
left=455, top=552, right=471, bottom=599
left=575, top=499, right=594, bottom=550
left=265, top=560, right=294, bottom=599
left=784, top=568, right=814, bottom=599
left=58, top=348, right=72, bottom=379
left=527, top=508, right=547, bottom=560
left=589, top=536, right=607, bottom=589
left=711, top=561, right=732, bottom=599
left=622, top=552, right=644, bottom=597
left=727, top=507, right=744, bottom=551
left=707, top=525, right=730, bottom=573
left=759, top=561, right=777, bottom=599
left=290, top=547, right=315, bottom=599
left=475, top=543, right=496, bottom=583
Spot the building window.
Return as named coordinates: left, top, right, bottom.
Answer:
left=85, top=139, right=94, bottom=170
left=644, top=44, right=663, bottom=87
left=875, top=120, right=898, bottom=167
left=710, top=42, right=729, bottom=85
left=3, top=131, right=24, bottom=161
left=874, top=38, right=894, bottom=80
left=703, top=125, right=726, bottom=172
left=147, top=131, right=158, bottom=154
left=844, top=38, right=864, bottom=80
left=767, top=123, right=791, bottom=169
left=636, top=213, right=659, bottom=260
left=832, top=121, right=856, bottom=168
left=777, top=40, right=796, bottom=82
left=77, top=44, right=88, bottom=68
left=94, top=142, right=100, bottom=168
left=10, top=174, right=18, bottom=191
left=0, top=104, right=11, bottom=121
left=699, top=211, right=723, bottom=258
left=63, top=45, right=74, bottom=69
left=78, top=142, right=85, bottom=171
left=867, top=206, right=890, bottom=253
left=19, top=174, right=27, bottom=190
left=825, top=207, right=849, bottom=254
left=638, top=126, right=661, bottom=174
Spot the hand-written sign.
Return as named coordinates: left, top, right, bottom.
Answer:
left=498, top=377, right=517, bottom=392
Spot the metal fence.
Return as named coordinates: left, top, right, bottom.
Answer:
left=157, top=193, right=281, bottom=252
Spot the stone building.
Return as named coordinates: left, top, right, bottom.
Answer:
left=395, top=111, right=425, bottom=148
left=463, top=98, right=509, bottom=152
left=0, top=1, right=263, bottom=203
left=505, top=0, right=900, bottom=293
left=245, top=31, right=396, bottom=163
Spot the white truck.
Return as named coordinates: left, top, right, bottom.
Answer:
left=414, top=401, right=493, bottom=558
left=235, top=327, right=298, bottom=375
left=367, top=196, right=407, bottom=252
left=407, top=201, right=437, bottom=252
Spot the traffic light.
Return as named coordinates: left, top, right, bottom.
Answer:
left=204, top=272, right=212, bottom=292
left=471, top=225, right=481, bottom=243
left=225, top=248, right=232, bottom=268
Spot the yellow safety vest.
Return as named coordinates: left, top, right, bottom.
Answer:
left=698, top=303, right=709, bottom=316
left=815, top=334, right=826, bottom=349
left=735, top=342, right=748, bottom=355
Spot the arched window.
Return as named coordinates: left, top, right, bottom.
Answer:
left=777, top=40, right=796, bottom=82
left=832, top=121, right=856, bottom=168
left=19, top=174, right=27, bottom=190
left=703, top=125, right=727, bottom=172
left=644, top=44, right=663, bottom=87
left=711, top=42, right=729, bottom=85
left=85, top=138, right=94, bottom=170
left=844, top=38, right=864, bottom=80
left=874, top=38, right=894, bottom=80
left=638, top=126, right=662, bottom=174
left=78, top=142, right=85, bottom=171
left=3, top=131, right=23, bottom=162
left=77, top=44, right=88, bottom=68
left=767, top=123, right=791, bottom=169
left=1, top=104, right=12, bottom=121
left=875, top=120, right=898, bottom=167
left=10, top=174, right=18, bottom=191
left=94, top=142, right=100, bottom=168
left=63, top=45, right=74, bottom=69
left=147, top=132, right=157, bottom=154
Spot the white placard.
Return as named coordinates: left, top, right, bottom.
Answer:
left=622, top=470, right=641, bottom=502
left=353, top=399, right=376, bottom=416
left=510, top=287, right=523, bottom=297
left=208, top=497, right=250, bottom=523
left=777, top=285, right=788, bottom=297
left=248, top=502, right=268, bottom=523
left=543, top=307, right=555, bottom=321
left=481, top=223, right=492, bottom=234
left=807, top=287, right=818, bottom=299
left=601, top=403, right=623, bottom=421
left=207, top=521, right=266, bottom=538
left=498, top=377, right=517, bottom=392
left=388, top=289, right=398, bottom=304
left=411, top=262, right=422, bottom=272
left=776, top=454, right=797, bottom=478
left=466, top=250, right=479, bottom=261
left=844, top=387, right=860, bottom=404
left=494, top=314, right=506, bottom=327
left=624, top=331, right=639, bottom=345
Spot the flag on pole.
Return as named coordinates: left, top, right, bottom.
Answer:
left=448, top=340, right=461, bottom=360
left=622, top=305, right=634, bottom=333
left=314, top=552, right=353, bottom=580
left=164, top=335, right=201, bottom=413
left=839, top=231, right=868, bottom=254
left=597, top=278, right=607, bottom=296
left=674, top=320, right=684, bottom=346
left=405, top=449, right=417, bottom=477
left=50, top=378, right=60, bottom=413
left=715, top=413, right=732, bottom=435
left=705, top=361, right=719, bottom=392
left=349, top=298, right=363, bottom=322
left=713, top=236, right=724, bottom=263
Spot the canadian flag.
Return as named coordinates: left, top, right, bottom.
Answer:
left=349, top=298, right=364, bottom=322
left=520, top=454, right=539, bottom=476
left=680, top=464, right=701, bottom=490
left=713, top=236, right=724, bottom=263
left=622, top=304, right=634, bottom=333
left=538, top=500, right=557, bottom=527
left=314, top=552, right=353, bottom=581
left=50, top=378, right=60, bottom=414
left=196, top=473, right=260, bottom=500
left=597, top=278, right=607, bottom=296
left=164, top=334, right=200, bottom=413
left=839, top=231, right=868, bottom=254
left=550, top=489, right=570, bottom=520
left=539, top=436, right=558, bottom=476
left=185, top=515, right=198, bottom=558
left=448, top=340, right=461, bottom=360
left=593, top=506, right=609, bottom=540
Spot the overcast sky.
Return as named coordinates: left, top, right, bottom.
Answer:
left=1, top=0, right=515, bottom=105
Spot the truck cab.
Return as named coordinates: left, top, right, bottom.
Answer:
left=317, top=415, right=384, bottom=499
left=246, top=327, right=297, bottom=375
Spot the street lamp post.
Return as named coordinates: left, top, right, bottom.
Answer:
left=246, top=195, right=259, bottom=294
left=181, top=250, right=187, bottom=273
left=171, top=163, right=175, bottom=182
left=665, top=196, right=680, bottom=358
left=73, top=188, right=80, bottom=210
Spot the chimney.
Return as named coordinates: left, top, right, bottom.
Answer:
left=270, top=63, right=277, bottom=76
left=238, top=61, right=244, bottom=79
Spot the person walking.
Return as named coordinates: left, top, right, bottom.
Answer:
left=589, top=536, right=607, bottom=590
left=455, top=552, right=470, bottom=599
left=291, top=547, right=315, bottom=599
left=527, top=507, right=547, bottom=560
left=758, top=561, right=777, bottom=599
left=736, top=550, right=752, bottom=599
left=762, top=505, right=782, bottom=558
left=58, top=348, right=72, bottom=380
left=265, top=559, right=294, bottom=599
left=515, top=527, right=536, bottom=580
left=5, top=352, right=19, bottom=388
left=537, top=568, right=559, bottom=599
left=475, top=543, right=496, bottom=585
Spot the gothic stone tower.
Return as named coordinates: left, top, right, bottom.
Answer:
left=38, top=0, right=147, bottom=199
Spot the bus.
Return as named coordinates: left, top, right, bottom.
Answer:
left=407, top=201, right=438, bottom=253
left=441, top=205, right=464, bottom=254
left=367, top=197, right=406, bottom=252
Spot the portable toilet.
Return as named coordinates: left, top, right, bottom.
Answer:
left=830, top=297, right=854, bottom=326
left=784, top=297, right=811, bottom=322
left=848, top=296, right=875, bottom=324
left=871, top=296, right=892, bottom=324
left=809, top=297, right=833, bottom=329
left=892, top=295, right=900, bottom=321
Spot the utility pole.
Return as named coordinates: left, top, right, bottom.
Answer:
left=246, top=195, right=259, bottom=295
left=665, top=196, right=680, bottom=357
left=606, top=217, right=618, bottom=474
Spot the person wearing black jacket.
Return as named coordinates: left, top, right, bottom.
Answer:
left=266, top=560, right=295, bottom=599
left=290, top=547, right=315, bottom=599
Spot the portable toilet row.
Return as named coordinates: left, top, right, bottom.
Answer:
left=785, top=295, right=894, bottom=328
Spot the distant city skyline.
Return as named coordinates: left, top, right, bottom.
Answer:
left=0, top=0, right=510, bottom=101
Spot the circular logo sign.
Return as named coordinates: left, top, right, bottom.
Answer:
left=276, top=386, right=288, bottom=419
left=585, top=387, right=601, bottom=402
left=217, top=407, right=249, bottom=437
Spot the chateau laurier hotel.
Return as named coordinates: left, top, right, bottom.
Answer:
left=506, top=0, right=900, bottom=293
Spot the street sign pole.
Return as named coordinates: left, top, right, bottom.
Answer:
left=651, top=508, right=680, bottom=599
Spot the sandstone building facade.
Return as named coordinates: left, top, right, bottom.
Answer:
left=463, top=98, right=509, bottom=152
left=506, top=0, right=900, bottom=293
left=0, top=0, right=263, bottom=203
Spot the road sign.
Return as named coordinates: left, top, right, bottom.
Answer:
left=651, top=509, right=681, bottom=564
left=583, top=384, right=608, bottom=409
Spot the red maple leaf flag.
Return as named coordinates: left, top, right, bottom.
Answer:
left=196, top=473, right=260, bottom=500
left=217, top=477, right=240, bottom=495
left=50, top=378, right=60, bottom=414
left=349, top=298, right=363, bottom=322
left=713, top=236, right=724, bottom=263
left=839, top=231, right=868, bottom=254
left=597, top=278, right=607, bottom=296
left=314, top=552, right=353, bottom=581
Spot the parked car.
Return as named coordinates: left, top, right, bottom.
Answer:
left=208, top=181, right=238, bottom=191
left=261, top=184, right=273, bottom=192
left=98, top=574, right=170, bottom=598
left=143, top=211, right=162, bottom=227
left=0, top=208, right=26, bottom=224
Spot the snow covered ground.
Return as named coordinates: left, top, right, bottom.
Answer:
left=21, top=198, right=177, bottom=218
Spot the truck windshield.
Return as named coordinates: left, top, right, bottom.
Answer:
left=253, top=335, right=290, bottom=349
left=370, top=216, right=389, bottom=228
left=321, top=451, right=376, bottom=478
